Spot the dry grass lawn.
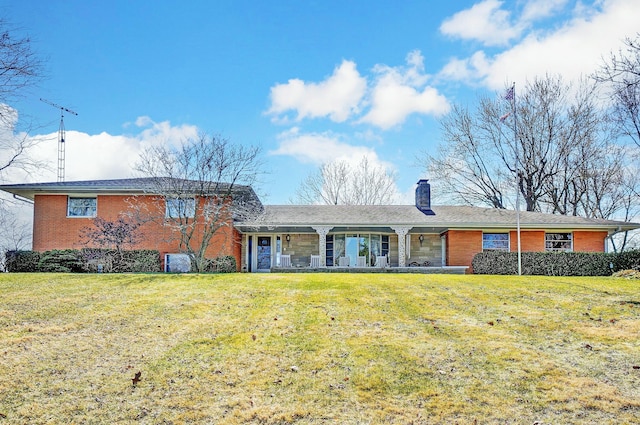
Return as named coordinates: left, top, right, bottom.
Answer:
left=0, top=273, right=639, bottom=424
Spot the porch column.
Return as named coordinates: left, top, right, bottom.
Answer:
left=391, top=226, right=412, bottom=267
left=312, top=226, right=333, bottom=267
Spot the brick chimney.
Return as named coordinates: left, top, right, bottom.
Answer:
left=415, top=179, right=435, bottom=215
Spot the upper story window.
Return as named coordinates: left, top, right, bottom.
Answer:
left=545, top=232, right=572, bottom=252
left=165, top=197, right=196, bottom=218
left=482, top=233, right=509, bottom=251
left=67, top=197, right=97, bottom=217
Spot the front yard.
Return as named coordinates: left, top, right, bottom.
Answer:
left=0, top=273, right=638, bottom=424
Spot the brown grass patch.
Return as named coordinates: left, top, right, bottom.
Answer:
left=0, top=273, right=639, bottom=424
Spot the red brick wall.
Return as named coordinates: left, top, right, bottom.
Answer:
left=32, top=194, right=241, bottom=270
left=446, top=229, right=608, bottom=273
left=573, top=231, right=607, bottom=252
left=510, top=230, right=544, bottom=252
left=445, top=230, right=482, bottom=272
left=33, top=195, right=92, bottom=250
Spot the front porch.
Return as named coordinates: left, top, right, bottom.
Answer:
left=271, top=265, right=468, bottom=274
left=242, top=227, right=456, bottom=273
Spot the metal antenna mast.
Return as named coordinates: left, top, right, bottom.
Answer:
left=40, top=98, right=78, bottom=182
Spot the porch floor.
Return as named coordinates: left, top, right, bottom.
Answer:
left=270, top=266, right=468, bottom=274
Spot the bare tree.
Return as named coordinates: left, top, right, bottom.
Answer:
left=0, top=18, right=46, bottom=251
left=0, top=208, right=31, bottom=271
left=134, top=134, right=264, bottom=272
left=0, top=18, right=44, bottom=179
left=295, top=156, right=399, bottom=205
left=81, top=216, right=142, bottom=252
left=427, top=102, right=509, bottom=209
left=595, top=34, right=640, bottom=148
left=425, top=75, right=637, bottom=222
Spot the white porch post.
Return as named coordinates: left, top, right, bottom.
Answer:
left=312, top=226, right=333, bottom=267
left=391, top=226, right=412, bottom=267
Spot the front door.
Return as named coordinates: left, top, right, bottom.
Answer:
left=256, top=236, right=272, bottom=271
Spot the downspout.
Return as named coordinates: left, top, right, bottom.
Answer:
left=606, top=226, right=624, bottom=253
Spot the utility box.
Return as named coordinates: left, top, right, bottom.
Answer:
left=164, top=254, right=191, bottom=273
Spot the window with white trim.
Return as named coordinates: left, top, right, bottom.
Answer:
left=67, top=197, right=97, bottom=217
left=482, top=233, right=509, bottom=251
left=165, top=197, right=196, bottom=218
left=545, top=232, right=572, bottom=252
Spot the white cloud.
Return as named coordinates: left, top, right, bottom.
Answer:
left=439, top=0, right=640, bottom=91
left=269, top=127, right=380, bottom=166
left=266, top=60, right=367, bottom=123
left=266, top=51, right=450, bottom=130
left=440, top=0, right=521, bottom=47
left=439, top=51, right=491, bottom=82
left=359, top=51, right=451, bottom=129
left=4, top=117, right=199, bottom=183
left=268, top=127, right=402, bottom=202
left=521, top=0, right=569, bottom=22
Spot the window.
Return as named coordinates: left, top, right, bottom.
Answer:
left=166, top=197, right=196, bottom=218
left=67, top=197, right=96, bottom=217
left=483, top=233, right=509, bottom=251
left=328, top=233, right=390, bottom=266
left=545, top=233, right=572, bottom=252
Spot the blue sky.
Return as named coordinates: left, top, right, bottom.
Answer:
left=3, top=0, right=639, bottom=204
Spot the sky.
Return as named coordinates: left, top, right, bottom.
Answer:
left=2, top=0, right=639, bottom=205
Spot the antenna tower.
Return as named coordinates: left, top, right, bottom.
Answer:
left=40, top=98, right=78, bottom=182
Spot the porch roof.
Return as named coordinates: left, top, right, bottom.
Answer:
left=235, top=204, right=639, bottom=233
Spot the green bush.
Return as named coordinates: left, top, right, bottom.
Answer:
left=472, top=251, right=614, bottom=276
left=610, top=250, right=640, bottom=272
left=5, top=250, right=42, bottom=272
left=4, top=249, right=160, bottom=273
left=38, top=250, right=86, bottom=273
left=203, top=255, right=237, bottom=273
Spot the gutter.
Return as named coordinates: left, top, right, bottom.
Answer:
left=12, top=194, right=34, bottom=205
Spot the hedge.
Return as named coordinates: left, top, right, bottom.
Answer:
left=472, top=251, right=640, bottom=276
left=5, top=250, right=42, bottom=273
left=609, top=250, right=640, bottom=272
left=81, top=249, right=161, bottom=273
left=203, top=255, right=237, bottom=273
left=4, top=249, right=161, bottom=273
left=4, top=249, right=237, bottom=273
left=38, top=249, right=86, bottom=273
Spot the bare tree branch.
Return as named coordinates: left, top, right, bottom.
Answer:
left=424, top=75, right=639, bottom=229
left=294, top=156, right=399, bottom=205
left=134, top=133, right=264, bottom=271
left=595, top=33, right=640, bottom=148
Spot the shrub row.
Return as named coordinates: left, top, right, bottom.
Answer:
left=82, top=249, right=161, bottom=273
left=4, top=249, right=239, bottom=274
left=5, top=249, right=161, bottom=273
left=472, top=250, right=640, bottom=276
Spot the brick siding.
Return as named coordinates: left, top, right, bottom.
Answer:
left=32, top=194, right=241, bottom=270
left=446, top=229, right=608, bottom=273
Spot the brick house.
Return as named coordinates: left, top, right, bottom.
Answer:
left=1, top=178, right=637, bottom=273
left=0, top=178, right=261, bottom=271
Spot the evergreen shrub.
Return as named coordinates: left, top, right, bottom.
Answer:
left=5, top=250, right=41, bottom=272
left=38, top=250, right=85, bottom=273
left=472, top=251, right=614, bottom=276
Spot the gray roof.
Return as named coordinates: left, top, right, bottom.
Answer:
left=0, top=178, right=258, bottom=202
left=236, top=204, right=639, bottom=232
left=2, top=179, right=636, bottom=232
